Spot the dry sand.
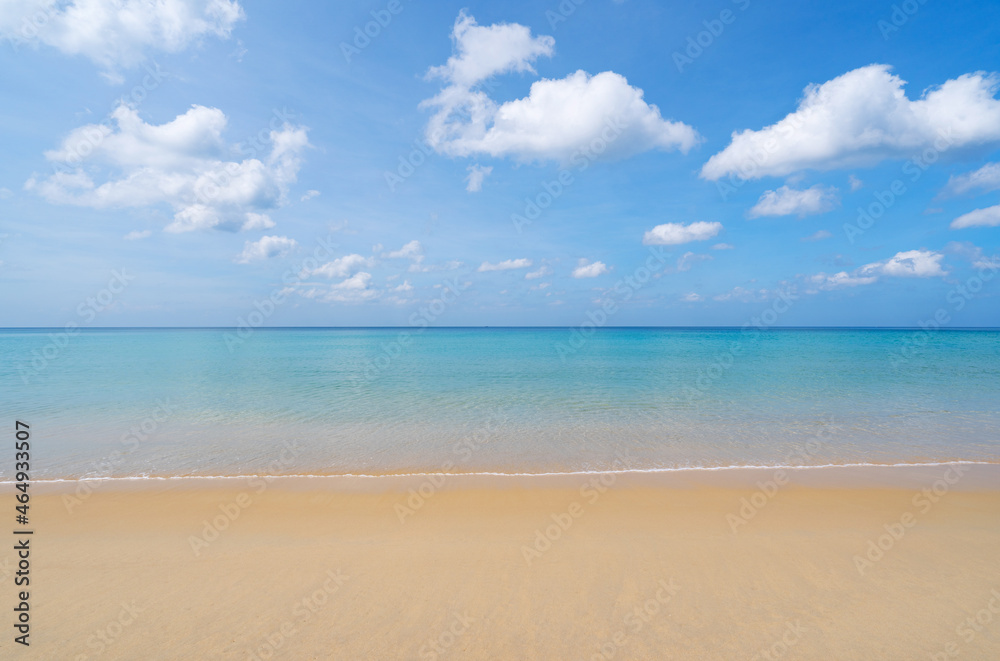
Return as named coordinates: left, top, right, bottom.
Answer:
left=3, top=465, right=999, bottom=660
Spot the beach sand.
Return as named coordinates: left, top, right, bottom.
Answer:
left=4, top=466, right=1000, bottom=660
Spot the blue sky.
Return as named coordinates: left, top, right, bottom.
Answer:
left=1, top=0, right=999, bottom=327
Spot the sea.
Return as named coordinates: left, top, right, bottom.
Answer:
left=1, top=327, right=998, bottom=481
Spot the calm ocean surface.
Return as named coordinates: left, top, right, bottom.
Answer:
left=1, top=327, right=998, bottom=480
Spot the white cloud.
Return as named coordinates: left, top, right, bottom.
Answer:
left=862, top=249, right=947, bottom=278
left=0, top=187, right=12, bottom=199
left=680, top=292, right=703, bottom=302
left=809, top=271, right=879, bottom=290
left=25, top=103, right=308, bottom=233
left=525, top=265, right=552, bottom=279
left=304, top=254, right=373, bottom=278
left=571, top=259, right=609, bottom=278
left=713, top=286, right=771, bottom=302
left=326, top=272, right=377, bottom=302
left=943, top=241, right=1000, bottom=270
left=802, top=229, right=833, bottom=242
left=478, top=258, right=532, bottom=272
left=408, top=259, right=462, bottom=273
left=747, top=184, right=839, bottom=218
left=300, top=189, right=320, bottom=201
left=810, top=249, right=947, bottom=289
left=427, top=10, right=554, bottom=88
left=123, top=229, right=151, bottom=240
left=711, top=242, right=734, bottom=250
left=393, top=280, right=413, bottom=292
left=382, top=240, right=423, bottom=262
left=422, top=12, right=699, bottom=164
left=951, top=205, right=1000, bottom=229
left=465, top=164, right=492, bottom=192
left=235, top=235, right=297, bottom=264
left=643, top=221, right=722, bottom=245
left=848, top=175, right=863, bottom=191
left=943, top=162, right=1000, bottom=196
left=702, top=65, right=1000, bottom=180
left=0, top=0, right=244, bottom=80
left=676, top=252, right=712, bottom=272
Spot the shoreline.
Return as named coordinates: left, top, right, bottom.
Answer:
left=13, top=460, right=1000, bottom=494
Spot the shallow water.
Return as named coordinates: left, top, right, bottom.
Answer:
left=2, top=327, right=998, bottom=479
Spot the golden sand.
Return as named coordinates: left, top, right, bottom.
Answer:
left=3, top=468, right=999, bottom=660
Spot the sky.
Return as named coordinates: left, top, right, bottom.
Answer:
left=1, top=0, right=999, bottom=327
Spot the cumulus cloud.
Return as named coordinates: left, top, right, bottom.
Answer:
left=848, top=175, right=863, bottom=191
left=680, top=292, right=703, bottom=302
left=304, top=254, right=373, bottom=278
left=123, top=229, right=151, bottom=240
left=809, top=249, right=947, bottom=289
left=525, top=265, right=552, bottom=279
left=701, top=65, right=1000, bottom=181
left=864, top=249, right=947, bottom=278
left=478, top=258, right=532, bottom=272
left=0, top=0, right=244, bottom=80
left=571, top=259, right=609, bottom=278
left=943, top=162, right=1000, bottom=197
left=300, top=189, right=320, bottom=201
left=943, top=241, right=1000, bottom=270
left=642, top=221, right=722, bottom=245
left=951, top=205, right=1000, bottom=229
left=392, top=280, right=414, bottom=293
left=747, top=184, right=840, bottom=218
left=235, top=235, right=297, bottom=264
left=25, top=103, right=308, bottom=233
left=422, top=12, right=699, bottom=164
left=465, top=164, right=492, bottom=192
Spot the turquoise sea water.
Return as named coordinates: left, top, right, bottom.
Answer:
left=1, top=327, right=999, bottom=480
